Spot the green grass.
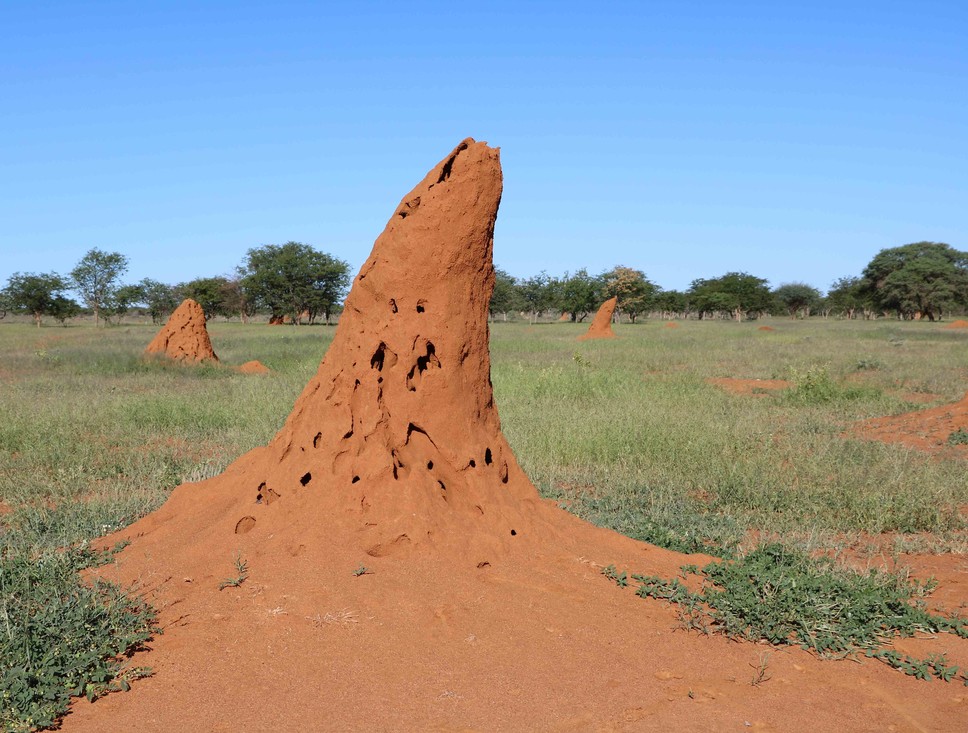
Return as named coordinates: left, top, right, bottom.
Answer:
left=1, top=317, right=967, bottom=726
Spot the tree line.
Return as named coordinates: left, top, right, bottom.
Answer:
left=2, top=240, right=965, bottom=327
left=491, top=241, right=968, bottom=323
left=0, top=242, right=351, bottom=327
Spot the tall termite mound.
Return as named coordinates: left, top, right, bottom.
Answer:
left=144, top=299, right=218, bottom=362
left=578, top=296, right=618, bottom=340
left=124, top=139, right=543, bottom=561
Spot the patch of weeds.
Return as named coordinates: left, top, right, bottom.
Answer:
left=217, top=552, right=249, bottom=590
left=602, top=543, right=968, bottom=684
left=352, top=564, right=370, bottom=577
left=0, top=545, right=157, bottom=731
left=783, top=365, right=879, bottom=405
left=947, top=428, right=968, bottom=446
left=559, top=492, right=742, bottom=558
left=854, top=358, right=883, bottom=371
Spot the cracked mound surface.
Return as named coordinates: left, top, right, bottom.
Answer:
left=578, top=296, right=617, bottom=340
left=65, top=141, right=968, bottom=733
left=144, top=299, right=218, bottom=363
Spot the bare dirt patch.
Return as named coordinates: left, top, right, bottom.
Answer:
left=943, top=320, right=968, bottom=329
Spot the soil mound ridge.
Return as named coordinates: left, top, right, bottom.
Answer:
left=578, top=296, right=617, bottom=340
left=144, top=299, right=218, bottom=362
left=943, top=319, right=968, bottom=329
left=852, top=392, right=968, bottom=452
left=64, top=141, right=968, bottom=733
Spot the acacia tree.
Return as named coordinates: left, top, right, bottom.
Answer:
left=518, top=271, right=555, bottom=324
left=240, top=242, right=350, bottom=324
left=688, top=272, right=772, bottom=321
left=861, top=242, right=968, bottom=320
left=178, top=277, right=229, bottom=320
left=557, top=269, right=603, bottom=322
left=827, top=276, right=869, bottom=319
left=70, top=248, right=129, bottom=327
left=489, top=268, right=522, bottom=321
left=138, top=278, right=179, bottom=324
left=2, top=272, right=74, bottom=327
left=773, top=282, right=822, bottom=319
left=602, top=266, right=656, bottom=323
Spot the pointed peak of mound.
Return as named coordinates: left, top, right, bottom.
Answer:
left=144, top=299, right=218, bottom=362
left=578, top=296, right=618, bottom=340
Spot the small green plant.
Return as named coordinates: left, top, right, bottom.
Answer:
left=783, top=364, right=879, bottom=405
left=750, top=652, right=772, bottom=686
left=352, top=564, right=370, bottom=577
left=601, top=565, right=628, bottom=587
left=947, top=428, right=968, bottom=446
left=217, top=552, right=249, bottom=590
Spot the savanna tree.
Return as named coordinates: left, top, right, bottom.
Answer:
left=773, top=282, right=822, bottom=319
left=861, top=241, right=968, bottom=320
left=2, top=272, right=74, bottom=327
left=70, top=248, right=129, bottom=327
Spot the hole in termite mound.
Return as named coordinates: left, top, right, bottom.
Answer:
left=352, top=476, right=360, bottom=484
left=427, top=460, right=434, bottom=470
left=484, top=448, right=492, bottom=465
left=389, top=299, right=398, bottom=313
left=313, top=432, right=322, bottom=448
left=300, top=472, right=312, bottom=486
left=235, top=516, right=256, bottom=534
left=416, top=301, right=426, bottom=313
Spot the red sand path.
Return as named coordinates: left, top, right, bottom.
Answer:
left=64, top=141, right=968, bottom=733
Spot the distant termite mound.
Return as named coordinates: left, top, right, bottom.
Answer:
left=237, top=360, right=271, bottom=374
left=578, top=297, right=617, bottom=340
left=558, top=312, right=570, bottom=321
left=943, top=320, right=968, bottom=329
left=758, top=325, right=775, bottom=331
left=144, top=299, right=218, bottom=363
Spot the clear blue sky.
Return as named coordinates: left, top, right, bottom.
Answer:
left=1, top=1, right=965, bottom=294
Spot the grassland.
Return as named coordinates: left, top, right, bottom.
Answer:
left=2, top=317, right=968, bottom=726
left=2, top=317, right=967, bottom=551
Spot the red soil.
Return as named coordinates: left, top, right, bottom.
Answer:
left=943, top=320, right=968, bottom=329
left=852, top=393, right=968, bottom=453
left=144, top=299, right=218, bottom=363
left=758, top=326, right=775, bottom=331
left=578, top=297, right=617, bottom=340
left=65, top=141, right=968, bottom=733
left=558, top=312, right=570, bottom=321
left=708, top=377, right=791, bottom=396
left=664, top=321, right=679, bottom=328
left=236, top=360, right=271, bottom=375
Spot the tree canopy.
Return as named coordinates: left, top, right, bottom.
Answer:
left=688, top=272, right=772, bottom=321
left=240, top=242, right=350, bottom=323
left=556, top=269, right=603, bottom=322
left=861, top=241, right=968, bottom=320
left=773, top=282, right=822, bottom=319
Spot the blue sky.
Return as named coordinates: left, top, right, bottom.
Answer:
left=1, top=1, right=965, bottom=294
